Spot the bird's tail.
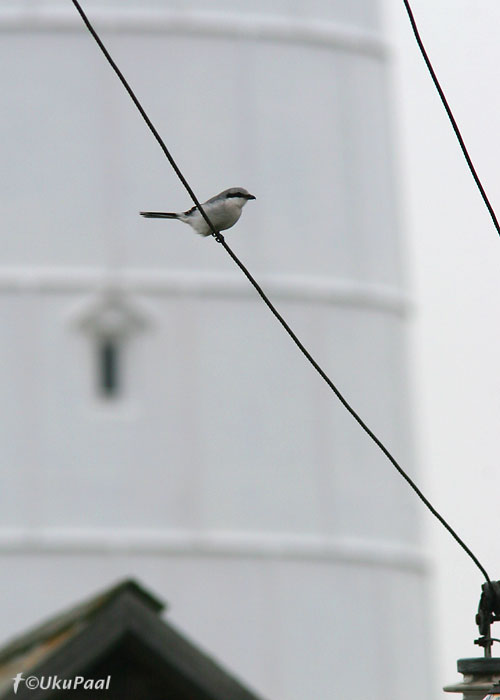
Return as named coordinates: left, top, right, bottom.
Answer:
left=140, top=211, right=180, bottom=219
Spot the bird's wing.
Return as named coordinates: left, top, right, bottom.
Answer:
left=184, top=192, right=222, bottom=215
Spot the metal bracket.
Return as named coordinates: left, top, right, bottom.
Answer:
left=475, top=581, right=500, bottom=657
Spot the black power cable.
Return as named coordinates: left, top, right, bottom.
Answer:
left=70, top=0, right=491, bottom=584
left=402, top=0, right=500, bottom=239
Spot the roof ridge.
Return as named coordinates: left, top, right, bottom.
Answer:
left=0, top=578, right=164, bottom=665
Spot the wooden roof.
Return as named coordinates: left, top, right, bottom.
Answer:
left=0, top=579, right=266, bottom=700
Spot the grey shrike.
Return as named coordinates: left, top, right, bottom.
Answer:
left=140, top=187, right=256, bottom=237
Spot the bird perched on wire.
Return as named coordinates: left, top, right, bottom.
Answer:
left=140, top=187, right=256, bottom=237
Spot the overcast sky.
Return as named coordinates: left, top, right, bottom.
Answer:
left=383, top=0, right=500, bottom=694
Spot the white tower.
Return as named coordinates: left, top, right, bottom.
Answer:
left=0, top=1, right=431, bottom=698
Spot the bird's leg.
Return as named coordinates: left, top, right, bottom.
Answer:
left=212, top=230, right=225, bottom=243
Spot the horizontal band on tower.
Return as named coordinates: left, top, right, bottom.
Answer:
left=0, top=528, right=428, bottom=572
left=0, top=267, right=411, bottom=314
left=0, top=6, right=387, bottom=57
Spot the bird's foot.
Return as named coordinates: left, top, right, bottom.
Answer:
left=212, top=231, right=225, bottom=244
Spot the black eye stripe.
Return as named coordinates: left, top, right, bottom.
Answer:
left=226, top=192, right=245, bottom=198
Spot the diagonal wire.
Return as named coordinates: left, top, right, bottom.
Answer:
left=402, top=0, right=500, bottom=239
left=70, top=0, right=491, bottom=583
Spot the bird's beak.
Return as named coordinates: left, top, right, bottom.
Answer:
left=247, top=194, right=256, bottom=200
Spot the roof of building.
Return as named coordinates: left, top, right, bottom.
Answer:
left=0, top=579, right=266, bottom=700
